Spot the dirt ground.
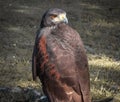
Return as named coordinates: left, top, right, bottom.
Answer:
left=0, top=0, right=120, bottom=102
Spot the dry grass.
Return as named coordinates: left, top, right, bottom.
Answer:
left=89, top=55, right=120, bottom=101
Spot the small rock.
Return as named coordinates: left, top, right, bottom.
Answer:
left=38, top=96, right=49, bottom=102
left=11, top=87, right=22, bottom=93
left=13, top=43, right=16, bottom=47
left=85, top=45, right=95, bottom=53
left=8, top=4, right=12, bottom=6
left=13, top=56, right=16, bottom=59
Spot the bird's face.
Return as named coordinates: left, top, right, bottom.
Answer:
left=41, top=8, right=68, bottom=28
left=50, top=13, right=68, bottom=24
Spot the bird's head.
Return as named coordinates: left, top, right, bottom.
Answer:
left=40, top=8, right=68, bottom=28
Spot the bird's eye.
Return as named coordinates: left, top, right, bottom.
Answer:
left=50, top=14, right=57, bottom=19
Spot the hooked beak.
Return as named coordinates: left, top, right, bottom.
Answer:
left=63, top=17, right=68, bottom=24
left=59, top=13, right=68, bottom=24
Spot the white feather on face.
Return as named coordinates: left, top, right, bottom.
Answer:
left=51, top=13, right=68, bottom=24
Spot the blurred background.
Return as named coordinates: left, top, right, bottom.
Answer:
left=0, top=0, right=120, bottom=101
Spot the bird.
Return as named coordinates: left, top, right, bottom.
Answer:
left=32, top=8, right=91, bottom=102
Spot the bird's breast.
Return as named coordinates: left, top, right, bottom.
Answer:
left=45, top=33, right=78, bottom=76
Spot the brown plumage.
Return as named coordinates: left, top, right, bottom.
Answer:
left=32, top=8, right=91, bottom=102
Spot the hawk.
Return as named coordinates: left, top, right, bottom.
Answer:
left=32, top=8, right=91, bottom=102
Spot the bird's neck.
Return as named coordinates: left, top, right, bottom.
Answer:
left=49, top=25, right=57, bottom=30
